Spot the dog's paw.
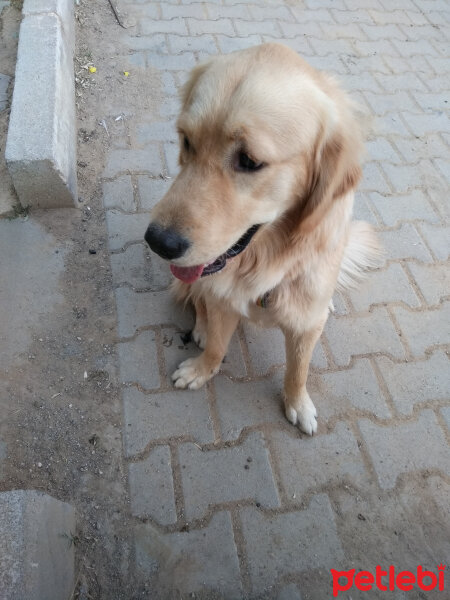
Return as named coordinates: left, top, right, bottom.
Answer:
left=171, top=357, right=217, bottom=390
left=285, top=392, right=318, bottom=435
left=192, top=325, right=207, bottom=349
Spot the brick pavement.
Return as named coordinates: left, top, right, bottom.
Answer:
left=105, top=1, right=449, bottom=597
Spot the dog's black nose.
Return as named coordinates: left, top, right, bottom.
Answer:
left=144, top=223, right=190, bottom=260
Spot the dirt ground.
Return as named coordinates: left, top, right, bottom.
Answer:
left=0, top=0, right=158, bottom=596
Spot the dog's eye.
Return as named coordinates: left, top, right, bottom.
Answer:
left=235, top=152, right=264, bottom=172
left=183, top=136, right=191, bottom=152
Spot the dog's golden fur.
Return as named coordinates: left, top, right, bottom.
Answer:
left=148, top=43, right=381, bottom=434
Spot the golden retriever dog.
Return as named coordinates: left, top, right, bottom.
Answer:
left=144, top=43, right=380, bottom=435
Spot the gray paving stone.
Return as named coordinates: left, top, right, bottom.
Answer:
left=135, top=121, right=177, bottom=145
left=331, top=7, right=372, bottom=24
left=234, top=19, right=280, bottom=36
left=307, top=37, right=355, bottom=58
left=123, top=387, right=213, bottom=456
left=134, top=512, right=242, bottom=596
left=207, top=3, right=251, bottom=19
left=353, top=193, right=379, bottom=226
left=161, top=2, right=207, bottom=18
left=401, top=111, right=450, bottom=136
left=103, top=176, right=135, bottom=211
left=360, top=161, right=391, bottom=194
left=272, top=422, right=368, bottom=498
left=118, top=329, right=160, bottom=389
left=417, top=223, right=450, bottom=260
left=167, top=33, right=218, bottom=55
left=215, top=33, right=263, bottom=53
left=214, top=374, right=287, bottom=442
left=407, top=262, right=449, bottom=305
left=137, top=176, right=171, bottom=211
left=316, top=358, right=391, bottom=420
left=376, top=351, right=450, bottom=416
left=128, top=445, right=177, bottom=524
left=391, top=302, right=450, bottom=357
left=106, top=210, right=146, bottom=251
left=122, top=32, right=167, bottom=53
left=320, top=22, right=368, bottom=41
left=325, top=307, right=405, bottom=366
left=377, top=223, right=433, bottom=263
left=359, top=410, right=450, bottom=489
left=241, top=494, right=343, bottom=596
left=373, top=113, right=411, bottom=137
left=140, top=17, right=188, bottom=35
left=278, top=20, right=322, bottom=39
left=369, top=190, right=440, bottom=226
left=179, top=431, right=280, bottom=519
left=115, top=287, right=193, bottom=338
left=366, top=137, right=403, bottom=163
left=244, top=323, right=327, bottom=375
left=360, top=22, right=403, bottom=40
left=392, top=38, right=440, bottom=58
left=110, top=243, right=172, bottom=291
left=104, top=146, right=163, bottom=177
left=348, top=263, right=420, bottom=311
left=353, top=38, right=399, bottom=58
left=187, top=17, right=234, bottom=35
left=148, top=52, right=197, bottom=71
left=363, top=90, right=419, bottom=115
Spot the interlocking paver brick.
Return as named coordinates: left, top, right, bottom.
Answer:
left=122, top=33, right=167, bottom=53
left=167, top=33, right=218, bottom=55
left=382, top=160, right=445, bottom=197
left=103, top=176, right=135, bottom=211
left=359, top=410, right=450, bottom=489
left=187, top=17, right=235, bottom=36
left=376, top=351, right=450, bottom=416
left=391, top=302, right=450, bottom=356
left=307, top=37, right=355, bottom=58
left=368, top=9, right=413, bottom=25
left=360, top=161, right=391, bottom=194
left=325, top=307, right=405, bottom=366
left=123, top=386, right=213, bottom=456
left=128, top=445, right=177, bottom=524
left=331, top=8, right=372, bottom=24
left=441, top=406, right=450, bottom=433
left=241, top=494, right=343, bottom=595
left=118, top=329, right=160, bottom=389
left=106, top=210, right=146, bottom=251
left=244, top=323, right=327, bottom=375
left=214, top=374, right=286, bottom=442
left=135, top=121, right=177, bottom=145
left=216, top=33, right=263, bottom=53
left=391, top=134, right=449, bottom=165
left=140, top=17, right=188, bottom=35
left=353, top=38, right=399, bottom=58
left=148, top=52, right=197, bottom=72
left=137, top=176, right=171, bottom=211
left=366, top=138, right=402, bottom=163
left=360, top=23, right=403, bottom=40
left=353, top=193, right=379, bottom=225
left=319, top=22, right=367, bottom=41
left=234, top=19, right=280, bottom=37
left=342, top=54, right=390, bottom=75
left=179, top=431, right=280, bottom=519
left=401, top=112, right=450, bottom=136
left=369, top=190, right=439, bottom=227
left=110, top=243, right=171, bottom=290
left=134, top=512, right=242, bottom=596
left=393, top=38, right=440, bottom=58
left=272, top=422, right=368, bottom=498
left=278, top=21, right=322, bottom=39
left=377, top=223, right=433, bottom=263
left=375, top=72, right=428, bottom=93
left=373, top=113, right=410, bottom=137
left=316, top=359, right=391, bottom=420
left=206, top=3, right=251, bottom=19
left=115, top=287, right=192, bottom=338
left=248, top=4, right=293, bottom=21
left=161, top=2, right=207, bottom=19
left=104, top=147, right=163, bottom=178
left=407, top=262, right=450, bottom=305
left=292, top=7, right=335, bottom=23
left=348, top=263, right=420, bottom=311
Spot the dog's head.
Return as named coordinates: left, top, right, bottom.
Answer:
left=145, top=43, right=363, bottom=283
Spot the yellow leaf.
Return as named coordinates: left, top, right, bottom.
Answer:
left=89, top=66, right=97, bottom=73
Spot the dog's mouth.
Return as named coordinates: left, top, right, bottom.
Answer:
left=170, top=224, right=260, bottom=284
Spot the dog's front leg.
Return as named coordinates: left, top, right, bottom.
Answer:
left=282, top=318, right=326, bottom=435
left=172, top=299, right=239, bottom=390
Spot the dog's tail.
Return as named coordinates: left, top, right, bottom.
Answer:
left=337, top=221, right=384, bottom=291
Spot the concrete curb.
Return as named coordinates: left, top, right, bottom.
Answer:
left=5, top=0, right=77, bottom=208
left=0, top=490, right=76, bottom=600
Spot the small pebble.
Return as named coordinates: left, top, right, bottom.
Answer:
left=89, top=249, right=97, bottom=255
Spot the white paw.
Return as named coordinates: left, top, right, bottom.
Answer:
left=192, top=325, right=207, bottom=349
left=171, top=357, right=211, bottom=390
left=285, top=393, right=318, bottom=435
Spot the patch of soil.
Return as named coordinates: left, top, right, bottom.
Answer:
left=0, top=0, right=158, bottom=597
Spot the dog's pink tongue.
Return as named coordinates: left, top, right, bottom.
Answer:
left=170, top=263, right=205, bottom=283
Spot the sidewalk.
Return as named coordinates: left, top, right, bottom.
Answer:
left=100, top=0, right=450, bottom=597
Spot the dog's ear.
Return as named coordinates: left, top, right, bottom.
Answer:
left=180, top=61, right=212, bottom=109
left=299, top=117, right=363, bottom=233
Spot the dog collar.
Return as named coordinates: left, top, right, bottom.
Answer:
left=256, top=290, right=271, bottom=308
left=201, top=224, right=261, bottom=277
